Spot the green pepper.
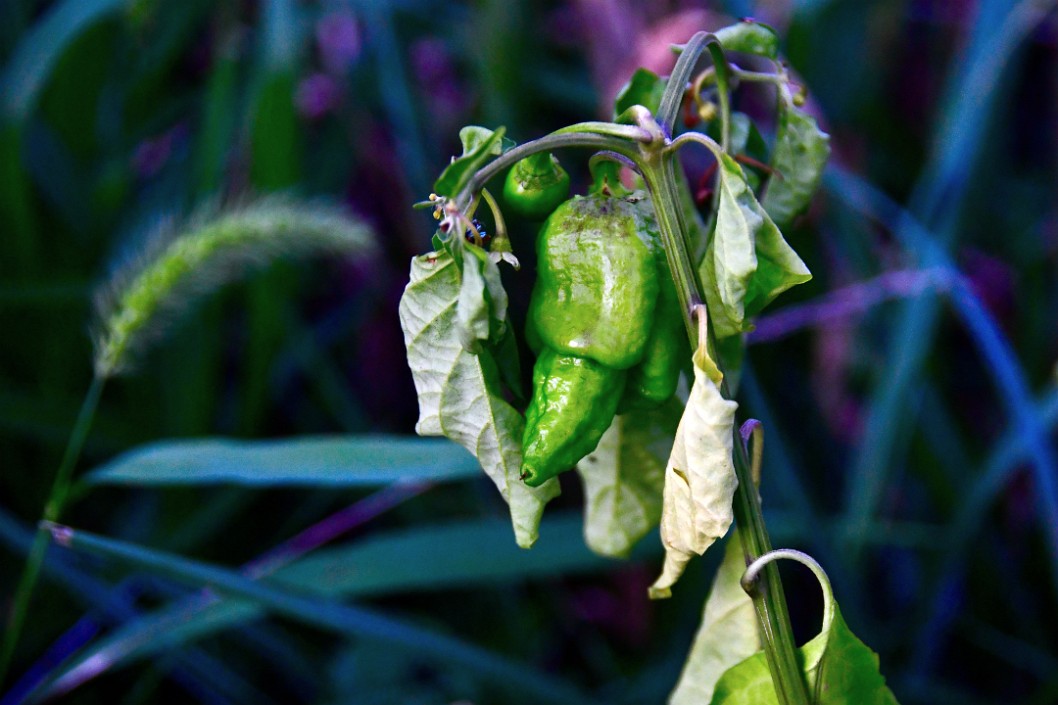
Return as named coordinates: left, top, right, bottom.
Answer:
left=522, top=349, right=626, bottom=484
left=521, top=192, right=685, bottom=487
left=618, top=257, right=685, bottom=413
left=503, top=152, right=570, bottom=220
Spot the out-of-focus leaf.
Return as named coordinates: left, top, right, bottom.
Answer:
left=84, top=436, right=480, bottom=486
left=576, top=399, right=682, bottom=557
left=669, top=531, right=759, bottom=705
left=433, top=126, right=508, bottom=198
left=714, top=21, right=780, bottom=59
left=614, top=68, right=665, bottom=118
left=650, top=347, right=738, bottom=598
left=700, top=154, right=811, bottom=338
left=0, top=0, right=123, bottom=123
left=399, top=251, right=558, bottom=547
left=45, top=513, right=632, bottom=696
left=44, top=523, right=595, bottom=705
left=761, top=104, right=831, bottom=227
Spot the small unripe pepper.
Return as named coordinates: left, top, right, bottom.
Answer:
left=503, top=152, right=570, bottom=220
left=520, top=192, right=686, bottom=486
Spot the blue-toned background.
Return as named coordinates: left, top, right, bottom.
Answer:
left=1, top=1, right=1056, bottom=703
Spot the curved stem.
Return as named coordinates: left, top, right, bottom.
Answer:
left=639, top=146, right=809, bottom=705
left=552, top=121, right=653, bottom=142
left=658, top=31, right=712, bottom=133
left=465, top=132, right=634, bottom=202
left=705, top=43, right=732, bottom=152
left=0, top=373, right=106, bottom=688
left=666, top=131, right=723, bottom=160
left=639, top=155, right=704, bottom=344
left=743, top=549, right=836, bottom=638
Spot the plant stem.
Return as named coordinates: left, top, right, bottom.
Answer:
left=0, top=373, right=106, bottom=688
left=640, top=151, right=810, bottom=705
left=726, top=399, right=810, bottom=705
left=465, top=132, right=635, bottom=205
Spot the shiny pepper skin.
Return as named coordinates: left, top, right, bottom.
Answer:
left=521, top=193, right=685, bottom=487
left=522, top=349, right=626, bottom=484
left=503, top=152, right=571, bottom=221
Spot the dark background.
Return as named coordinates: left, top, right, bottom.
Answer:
left=1, top=0, right=1057, bottom=703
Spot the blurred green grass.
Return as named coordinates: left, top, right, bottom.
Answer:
left=1, top=1, right=1056, bottom=703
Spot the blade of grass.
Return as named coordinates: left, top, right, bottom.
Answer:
left=827, top=167, right=1058, bottom=579
left=42, top=522, right=602, bottom=705
left=39, top=512, right=632, bottom=699
left=0, top=0, right=124, bottom=123
left=81, top=435, right=481, bottom=487
left=0, top=509, right=270, bottom=705
left=905, top=387, right=1058, bottom=685
left=838, top=0, right=1054, bottom=566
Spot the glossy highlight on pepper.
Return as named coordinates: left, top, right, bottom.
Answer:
left=521, top=192, right=687, bottom=487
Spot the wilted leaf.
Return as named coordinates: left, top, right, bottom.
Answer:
left=650, top=346, right=738, bottom=598
left=700, top=154, right=811, bottom=338
left=399, top=251, right=559, bottom=547
left=576, top=399, right=682, bottom=557
left=456, top=244, right=508, bottom=351
left=761, top=104, right=831, bottom=227
left=670, top=530, right=759, bottom=705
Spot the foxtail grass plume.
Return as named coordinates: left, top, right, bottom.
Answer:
left=93, top=196, right=374, bottom=377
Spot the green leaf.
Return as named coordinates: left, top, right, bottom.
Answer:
left=433, top=126, right=508, bottom=198
left=650, top=348, right=738, bottom=598
left=399, top=251, right=559, bottom=547
left=459, top=125, right=515, bottom=155
left=669, top=530, right=760, bottom=705
left=44, top=523, right=595, bottom=705
left=710, top=605, right=899, bottom=705
left=83, top=436, right=480, bottom=486
left=714, top=21, right=780, bottom=59
left=576, top=399, right=682, bottom=558
left=699, top=154, right=811, bottom=338
left=46, top=513, right=634, bottom=694
left=0, top=0, right=124, bottom=123
left=761, top=104, right=831, bottom=227
left=613, top=68, right=666, bottom=118
left=727, top=113, right=770, bottom=192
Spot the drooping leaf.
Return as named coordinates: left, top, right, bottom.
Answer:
left=761, top=104, right=831, bottom=227
left=433, top=126, right=509, bottom=198
left=83, top=436, right=480, bottom=486
left=670, top=530, right=759, bottom=705
left=399, top=251, right=559, bottom=547
left=576, top=398, right=682, bottom=558
left=650, top=346, right=738, bottom=598
left=613, top=68, right=666, bottom=118
left=699, top=154, right=811, bottom=338
left=457, top=246, right=492, bottom=351
left=709, top=604, right=900, bottom=705
left=714, top=21, right=780, bottom=59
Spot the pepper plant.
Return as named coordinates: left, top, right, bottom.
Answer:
left=399, top=22, right=898, bottom=705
